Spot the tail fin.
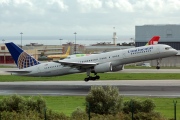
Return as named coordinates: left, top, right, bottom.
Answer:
left=145, top=36, right=160, bottom=46
left=5, top=42, right=40, bottom=69
left=65, top=46, right=71, bottom=55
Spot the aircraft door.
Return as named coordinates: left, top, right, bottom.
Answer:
left=37, top=64, right=48, bottom=76
left=123, top=52, right=126, bottom=59
left=157, top=47, right=160, bottom=53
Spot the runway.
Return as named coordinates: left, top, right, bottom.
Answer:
left=0, top=80, right=180, bottom=97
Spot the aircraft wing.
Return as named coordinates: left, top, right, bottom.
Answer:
left=54, top=61, right=98, bottom=69
left=6, top=70, right=32, bottom=73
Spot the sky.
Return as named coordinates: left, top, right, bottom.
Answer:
left=1, top=0, right=180, bottom=40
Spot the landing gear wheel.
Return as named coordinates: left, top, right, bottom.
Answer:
left=95, top=75, right=100, bottom=79
left=92, top=77, right=96, bottom=81
left=156, top=66, right=160, bottom=69
left=84, top=78, right=89, bottom=82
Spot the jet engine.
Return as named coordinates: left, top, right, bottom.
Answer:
left=112, top=65, right=124, bottom=72
left=92, top=62, right=112, bottom=73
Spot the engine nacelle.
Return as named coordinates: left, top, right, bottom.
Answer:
left=92, top=62, right=112, bottom=73
left=112, top=65, right=124, bottom=72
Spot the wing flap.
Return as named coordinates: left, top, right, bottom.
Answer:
left=54, top=61, right=98, bottom=69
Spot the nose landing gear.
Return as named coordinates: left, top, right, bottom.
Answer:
left=156, top=58, right=162, bottom=69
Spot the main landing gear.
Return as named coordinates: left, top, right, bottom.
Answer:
left=156, top=58, right=161, bottom=69
left=84, top=75, right=100, bottom=82
left=84, top=70, right=100, bottom=82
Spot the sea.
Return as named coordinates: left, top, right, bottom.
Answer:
left=1, top=35, right=134, bottom=46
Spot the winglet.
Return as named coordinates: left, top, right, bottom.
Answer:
left=5, top=42, right=40, bottom=69
left=146, top=36, right=160, bottom=46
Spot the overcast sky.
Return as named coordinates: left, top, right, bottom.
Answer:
left=1, top=0, right=180, bottom=38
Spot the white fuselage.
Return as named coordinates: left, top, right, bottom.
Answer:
left=14, top=44, right=178, bottom=76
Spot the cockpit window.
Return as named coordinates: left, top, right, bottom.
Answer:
left=165, top=47, right=172, bottom=50
left=165, top=47, right=169, bottom=50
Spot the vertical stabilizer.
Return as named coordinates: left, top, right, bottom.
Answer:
left=5, top=42, right=40, bottom=69
left=145, top=36, right=160, bottom=46
left=65, top=46, right=71, bottom=55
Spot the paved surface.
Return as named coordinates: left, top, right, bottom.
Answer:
left=0, top=80, right=180, bottom=97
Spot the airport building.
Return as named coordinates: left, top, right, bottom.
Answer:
left=135, top=24, right=180, bottom=50
left=0, top=44, right=13, bottom=64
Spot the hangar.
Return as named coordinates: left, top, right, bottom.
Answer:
left=135, top=24, right=180, bottom=50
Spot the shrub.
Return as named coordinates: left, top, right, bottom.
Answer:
left=134, top=112, right=166, bottom=120
left=141, top=99, right=156, bottom=113
left=123, top=99, right=165, bottom=120
left=123, top=99, right=155, bottom=114
left=0, top=94, right=26, bottom=112
left=71, top=107, right=88, bottom=120
left=0, top=95, right=46, bottom=115
left=0, top=95, right=70, bottom=120
left=85, top=86, right=122, bottom=115
left=90, top=112, right=131, bottom=120
left=26, top=96, right=46, bottom=114
left=123, top=99, right=142, bottom=114
left=47, top=109, right=69, bottom=120
left=0, top=111, right=43, bottom=120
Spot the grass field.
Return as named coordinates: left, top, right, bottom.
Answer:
left=32, top=96, right=180, bottom=119
left=0, top=73, right=180, bottom=81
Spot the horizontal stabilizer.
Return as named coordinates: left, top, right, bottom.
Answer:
left=6, top=70, right=32, bottom=73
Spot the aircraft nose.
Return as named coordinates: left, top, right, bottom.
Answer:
left=171, top=48, right=178, bottom=55
left=173, top=49, right=178, bottom=55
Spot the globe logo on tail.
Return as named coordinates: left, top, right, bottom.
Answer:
left=18, top=52, right=40, bottom=69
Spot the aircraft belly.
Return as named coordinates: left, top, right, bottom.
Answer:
left=68, top=68, right=82, bottom=74
left=45, top=67, right=70, bottom=76
left=111, top=60, right=122, bottom=66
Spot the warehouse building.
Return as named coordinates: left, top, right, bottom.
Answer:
left=135, top=24, right=180, bottom=50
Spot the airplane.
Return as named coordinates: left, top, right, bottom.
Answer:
left=5, top=36, right=178, bottom=82
left=47, top=46, right=71, bottom=60
left=62, top=36, right=160, bottom=60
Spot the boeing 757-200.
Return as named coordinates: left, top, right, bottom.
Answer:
left=5, top=36, right=178, bottom=81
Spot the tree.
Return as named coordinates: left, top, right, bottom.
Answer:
left=85, top=86, right=122, bottom=115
